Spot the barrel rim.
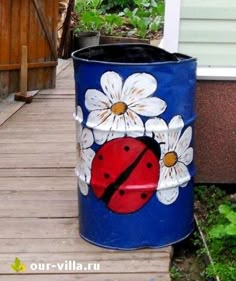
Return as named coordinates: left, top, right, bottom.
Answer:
left=71, top=43, right=197, bottom=66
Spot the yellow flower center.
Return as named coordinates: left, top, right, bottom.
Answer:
left=111, top=102, right=128, bottom=115
left=163, top=151, right=178, bottom=167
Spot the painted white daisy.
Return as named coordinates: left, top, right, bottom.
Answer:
left=145, top=115, right=193, bottom=205
left=85, top=71, right=167, bottom=144
left=75, top=106, right=95, bottom=196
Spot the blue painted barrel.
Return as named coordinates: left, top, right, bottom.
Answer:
left=72, top=44, right=197, bottom=249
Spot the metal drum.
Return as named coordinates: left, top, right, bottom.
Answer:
left=72, top=44, right=197, bottom=249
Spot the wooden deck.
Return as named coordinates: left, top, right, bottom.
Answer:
left=0, top=61, right=172, bottom=281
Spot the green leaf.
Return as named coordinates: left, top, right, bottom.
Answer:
left=209, top=224, right=226, bottom=238
left=219, top=204, right=231, bottom=215
left=11, top=264, right=18, bottom=272
left=226, top=211, right=236, bottom=225
left=15, top=257, right=21, bottom=268
left=225, top=224, right=236, bottom=236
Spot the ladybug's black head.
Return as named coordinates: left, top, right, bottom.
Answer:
left=137, top=136, right=161, bottom=160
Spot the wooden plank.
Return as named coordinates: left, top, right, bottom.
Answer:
left=20, top=45, right=28, bottom=96
left=0, top=123, right=74, bottom=131
left=0, top=153, right=76, bottom=168
left=20, top=0, right=28, bottom=46
left=0, top=133, right=74, bottom=143
left=56, top=59, right=72, bottom=76
left=0, top=0, right=11, bottom=98
left=0, top=126, right=75, bottom=133
left=19, top=104, right=73, bottom=113
left=0, top=190, right=77, bottom=200
left=0, top=177, right=76, bottom=190
left=0, top=273, right=171, bottom=281
left=0, top=218, right=78, bottom=238
left=0, top=142, right=75, bottom=153
left=0, top=61, right=57, bottom=71
left=0, top=200, right=77, bottom=218
left=56, top=80, right=75, bottom=89
left=0, top=93, right=24, bottom=125
left=9, top=112, right=72, bottom=121
left=35, top=95, right=74, bottom=100
left=0, top=252, right=170, bottom=274
left=36, top=89, right=75, bottom=95
left=31, top=98, right=74, bottom=104
left=0, top=169, right=74, bottom=177
left=0, top=237, right=171, bottom=254
left=32, top=0, right=57, bottom=60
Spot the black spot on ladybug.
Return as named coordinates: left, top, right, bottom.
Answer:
left=104, top=173, right=110, bottom=179
left=98, top=155, right=103, bottom=160
left=119, top=190, right=125, bottom=196
left=124, top=146, right=130, bottom=152
left=141, top=193, right=147, bottom=200
left=147, top=162, right=153, bottom=168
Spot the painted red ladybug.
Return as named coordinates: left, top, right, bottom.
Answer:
left=90, top=136, right=161, bottom=214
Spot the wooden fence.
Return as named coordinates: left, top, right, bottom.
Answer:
left=0, top=0, right=58, bottom=100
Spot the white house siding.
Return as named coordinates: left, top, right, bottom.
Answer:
left=178, top=0, right=236, bottom=67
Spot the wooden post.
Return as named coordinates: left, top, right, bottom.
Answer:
left=20, top=45, right=27, bottom=96
left=15, top=46, right=33, bottom=103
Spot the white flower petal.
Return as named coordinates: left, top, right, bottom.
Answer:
left=78, top=157, right=91, bottom=183
left=107, top=130, right=126, bottom=142
left=174, top=162, right=191, bottom=186
left=124, top=110, right=145, bottom=137
left=156, top=187, right=179, bottom=205
left=122, top=73, right=157, bottom=103
left=158, top=166, right=180, bottom=189
left=179, top=147, right=193, bottom=166
left=76, top=123, right=83, bottom=143
left=168, top=115, right=184, bottom=150
left=145, top=118, right=168, bottom=157
left=81, top=128, right=94, bottom=149
left=175, top=126, right=192, bottom=156
left=101, top=71, right=123, bottom=102
left=82, top=148, right=96, bottom=176
left=93, top=129, right=108, bottom=145
left=87, top=109, right=112, bottom=128
left=78, top=178, right=89, bottom=196
left=107, top=115, right=126, bottom=141
left=129, top=97, right=167, bottom=117
left=92, top=113, right=116, bottom=144
left=76, top=105, right=83, bottom=121
left=85, top=89, right=111, bottom=111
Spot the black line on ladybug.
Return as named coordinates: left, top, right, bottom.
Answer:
left=101, top=147, right=149, bottom=204
left=137, top=136, right=161, bottom=160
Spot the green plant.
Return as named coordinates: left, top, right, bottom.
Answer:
left=103, top=14, right=123, bottom=35
left=209, top=204, right=236, bottom=239
left=74, top=0, right=104, bottom=32
left=170, top=266, right=183, bottom=281
left=120, top=0, right=164, bottom=38
left=101, top=0, right=135, bottom=12
left=195, top=186, right=236, bottom=281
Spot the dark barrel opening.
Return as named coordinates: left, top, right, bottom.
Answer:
left=72, top=44, right=191, bottom=64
